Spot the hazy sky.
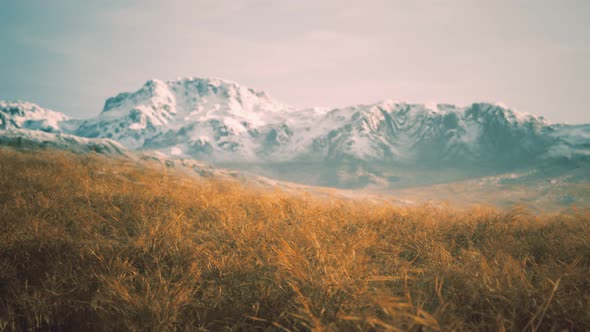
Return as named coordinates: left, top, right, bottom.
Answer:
left=1, top=0, right=589, bottom=123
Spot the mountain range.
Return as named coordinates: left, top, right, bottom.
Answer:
left=2, top=77, right=589, bottom=194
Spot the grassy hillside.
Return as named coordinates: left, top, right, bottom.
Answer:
left=0, top=148, right=589, bottom=331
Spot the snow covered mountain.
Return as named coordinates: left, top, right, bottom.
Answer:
left=0, top=128, right=128, bottom=156
left=72, top=78, right=587, bottom=167
left=1, top=77, right=589, bottom=188
left=0, top=100, right=78, bottom=133
left=75, top=78, right=300, bottom=159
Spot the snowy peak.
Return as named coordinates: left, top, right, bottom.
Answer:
left=0, top=100, right=72, bottom=133
left=102, top=79, right=174, bottom=115
left=464, top=103, right=547, bottom=127
left=76, top=77, right=294, bottom=150
left=102, top=77, right=287, bottom=116
left=163, top=77, right=293, bottom=118
left=302, top=101, right=552, bottom=163
left=166, top=77, right=273, bottom=104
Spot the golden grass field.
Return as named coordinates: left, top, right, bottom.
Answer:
left=0, top=147, right=589, bottom=331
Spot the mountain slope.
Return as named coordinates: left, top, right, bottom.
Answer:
left=0, top=100, right=76, bottom=133
left=0, top=128, right=129, bottom=156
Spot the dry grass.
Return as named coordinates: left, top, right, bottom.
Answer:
left=0, top=147, right=589, bottom=331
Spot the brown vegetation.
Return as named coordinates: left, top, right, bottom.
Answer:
left=0, top=147, right=589, bottom=331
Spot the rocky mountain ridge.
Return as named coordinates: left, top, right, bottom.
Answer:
left=2, top=77, right=589, bottom=188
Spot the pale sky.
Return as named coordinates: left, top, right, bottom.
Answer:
left=1, top=0, right=589, bottom=123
